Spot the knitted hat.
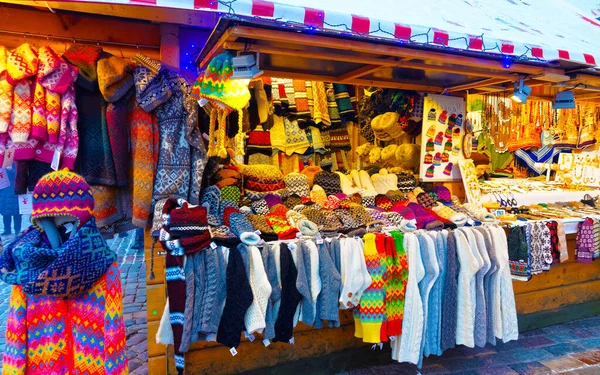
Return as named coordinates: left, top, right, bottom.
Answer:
left=452, top=144, right=461, bottom=156
left=444, top=162, right=454, bottom=176
left=310, top=185, right=328, bottom=206
left=426, top=124, right=436, bottom=138
left=240, top=164, right=285, bottom=193
left=284, top=172, right=310, bottom=197
left=301, top=166, right=322, bottom=188
left=97, top=54, right=134, bottom=103
left=444, top=141, right=453, bottom=152
left=428, top=108, right=436, bottom=121
left=445, top=126, right=453, bottom=139
left=375, top=194, right=393, bottom=211
left=313, top=170, right=342, bottom=196
left=434, top=132, right=444, bottom=146
left=201, top=185, right=221, bottom=226
left=425, top=165, right=435, bottom=178
left=31, top=169, right=94, bottom=231
left=366, top=208, right=393, bottom=227
left=453, top=127, right=461, bottom=139
left=417, top=192, right=436, bottom=209
left=426, top=138, right=435, bottom=152
left=348, top=203, right=374, bottom=226
left=448, top=113, right=456, bottom=126
left=283, top=194, right=303, bottom=210
left=211, top=225, right=241, bottom=247
left=333, top=208, right=362, bottom=232
left=442, top=152, right=450, bottom=163
left=433, top=152, right=442, bottom=166
left=6, top=43, right=39, bottom=85
left=371, top=168, right=398, bottom=195
left=266, top=204, right=299, bottom=239
left=321, top=195, right=340, bottom=211
left=63, top=44, right=103, bottom=90
left=455, top=114, right=463, bottom=126
left=264, top=193, right=283, bottom=209
left=438, top=110, right=448, bottom=124
left=371, top=112, right=403, bottom=141
left=381, top=145, right=398, bottom=162
left=165, top=200, right=209, bottom=236
left=424, top=153, right=433, bottom=164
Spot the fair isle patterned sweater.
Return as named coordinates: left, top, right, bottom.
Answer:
left=2, top=262, right=128, bottom=375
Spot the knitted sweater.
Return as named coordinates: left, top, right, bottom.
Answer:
left=475, top=227, right=500, bottom=345
left=391, top=232, right=425, bottom=365
left=424, top=230, right=446, bottom=357
left=315, top=240, right=341, bottom=328
left=262, top=243, right=282, bottom=340
left=454, top=229, right=481, bottom=348
left=440, top=229, right=459, bottom=352
left=386, top=232, right=408, bottom=337
left=416, top=231, right=440, bottom=367
left=472, top=229, right=491, bottom=348
left=241, top=245, right=272, bottom=334
left=2, top=262, right=128, bottom=375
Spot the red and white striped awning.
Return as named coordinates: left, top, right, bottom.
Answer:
left=66, top=0, right=600, bottom=66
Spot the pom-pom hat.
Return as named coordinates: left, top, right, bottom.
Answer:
left=31, top=169, right=95, bottom=231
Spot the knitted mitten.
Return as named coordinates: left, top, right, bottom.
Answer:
left=201, top=185, right=222, bottom=226
left=375, top=194, right=393, bottom=211
left=337, top=171, right=361, bottom=195
left=416, top=192, right=437, bottom=209
left=358, top=170, right=378, bottom=197
left=264, top=193, right=283, bottom=209
left=286, top=210, right=308, bottom=228
left=227, top=210, right=261, bottom=245
left=283, top=194, right=303, bottom=210
left=386, top=190, right=406, bottom=204
left=220, top=185, right=241, bottom=206
left=251, top=198, right=270, bottom=215
left=348, top=203, right=374, bottom=227
left=334, top=208, right=362, bottom=233
left=463, top=203, right=496, bottom=222
left=362, top=195, right=376, bottom=208
left=323, top=195, right=341, bottom=211
left=266, top=204, right=298, bottom=240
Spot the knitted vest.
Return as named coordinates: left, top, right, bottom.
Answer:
left=2, top=262, right=127, bottom=375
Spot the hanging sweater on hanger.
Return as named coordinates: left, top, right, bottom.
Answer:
left=315, top=240, right=341, bottom=328
left=488, top=225, right=519, bottom=343
left=273, top=243, right=303, bottom=343
left=424, top=230, right=447, bottom=357
left=476, top=226, right=501, bottom=346
left=454, top=229, right=480, bottom=348
left=391, top=232, right=425, bottom=365
left=416, top=231, right=440, bottom=368
left=472, top=228, right=492, bottom=348
left=440, top=229, right=459, bottom=352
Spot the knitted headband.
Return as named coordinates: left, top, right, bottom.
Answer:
left=31, top=169, right=95, bottom=232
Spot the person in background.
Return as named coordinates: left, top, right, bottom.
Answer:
left=0, top=166, right=22, bottom=236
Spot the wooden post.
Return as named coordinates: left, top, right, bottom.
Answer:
left=160, top=23, right=180, bottom=71
left=145, top=229, right=167, bottom=374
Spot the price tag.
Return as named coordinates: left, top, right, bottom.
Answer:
left=389, top=336, right=396, bottom=342
left=316, top=238, right=324, bottom=244
left=230, top=347, right=238, bottom=356
left=51, top=150, right=61, bottom=171
left=289, top=337, right=295, bottom=345
left=2, top=148, right=14, bottom=168
left=288, top=243, right=296, bottom=251
left=263, top=339, right=270, bottom=347
left=326, top=237, right=333, bottom=243
left=248, top=333, right=255, bottom=342
left=0, top=168, right=10, bottom=190
left=64, top=223, right=74, bottom=234
left=206, top=334, right=216, bottom=342
left=254, top=230, right=262, bottom=235
left=210, top=242, right=217, bottom=249
left=18, top=194, right=32, bottom=215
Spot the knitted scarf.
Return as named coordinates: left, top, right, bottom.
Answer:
left=0, top=217, right=116, bottom=299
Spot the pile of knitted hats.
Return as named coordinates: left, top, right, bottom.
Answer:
left=196, top=165, right=497, bottom=245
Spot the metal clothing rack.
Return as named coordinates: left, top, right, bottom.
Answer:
left=0, top=29, right=159, bottom=49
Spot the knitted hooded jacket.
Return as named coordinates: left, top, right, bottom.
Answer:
left=132, top=56, right=195, bottom=204
left=64, top=45, right=118, bottom=186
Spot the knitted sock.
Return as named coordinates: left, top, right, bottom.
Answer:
left=356, top=233, right=386, bottom=343
left=340, top=238, right=365, bottom=309
left=407, top=202, right=444, bottom=231
left=273, top=243, right=303, bottom=343
left=217, top=247, right=253, bottom=348
left=432, top=203, right=467, bottom=226
left=386, top=233, right=407, bottom=336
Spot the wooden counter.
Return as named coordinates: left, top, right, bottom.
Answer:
left=145, top=228, right=600, bottom=375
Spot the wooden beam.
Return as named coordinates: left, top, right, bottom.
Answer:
left=160, top=24, right=180, bottom=70
left=222, top=41, right=401, bottom=69
left=198, top=27, right=236, bottom=69
left=444, top=78, right=510, bottom=93
left=337, top=65, right=385, bottom=81
left=230, top=26, right=564, bottom=76
left=0, top=0, right=218, bottom=27
left=261, top=69, right=442, bottom=92
left=576, top=92, right=600, bottom=100
left=396, top=60, right=519, bottom=80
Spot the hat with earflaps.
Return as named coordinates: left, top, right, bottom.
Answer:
left=191, top=50, right=250, bottom=158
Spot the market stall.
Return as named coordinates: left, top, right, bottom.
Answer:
left=1, top=1, right=600, bottom=375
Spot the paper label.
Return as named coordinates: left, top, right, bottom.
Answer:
left=254, top=230, right=262, bottom=235
left=389, top=336, right=396, bottom=342
left=2, top=148, right=14, bottom=168
left=206, top=334, right=216, bottom=342
left=289, top=337, right=295, bottom=345
left=18, top=194, right=32, bottom=215
left=64, top=223, right=74, bottom=234
left=288, top=243, right=296, bottom=251
left=316, top=238, right=324, bottom=244
left=248, top=333, right=255, bottom=342
left=326, top=237, right=333, bottom=243
left=0, top=168, right=9, bottom=190
left=230, top=347, right=238, bottom=356
left=51, top=150, right=61, bottom=171
left=210, top=242, right=217, bottom=249
left=263, top=339, right=270, bottom=347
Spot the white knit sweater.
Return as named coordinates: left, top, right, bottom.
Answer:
left=244, top=245, right=273, bottom=334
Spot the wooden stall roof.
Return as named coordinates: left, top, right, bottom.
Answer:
left=196, top=17, right=600, bottom=102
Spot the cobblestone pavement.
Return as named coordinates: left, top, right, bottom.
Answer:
left=0, top=224, right=148, bottom=375
left=345, top=315, right=600, bottom=375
